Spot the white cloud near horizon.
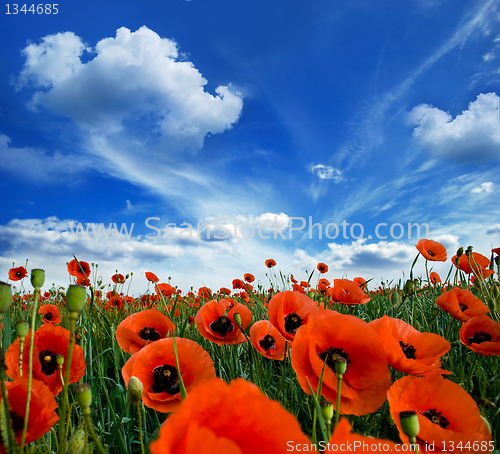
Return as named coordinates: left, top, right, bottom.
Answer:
left=408, top=92, right=500, bottom=162
left=471, top=182, right=494, bottom=194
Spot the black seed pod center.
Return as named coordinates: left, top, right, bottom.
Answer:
left=399, top=341, right=417, bottom=359
left=139, top=327, right=161, bottom=341
left=152, top=364, right=180, bottom=394
left=468, top=331, right=492, bottom=345
left=44, top=312, right=53, bottom=321
left=422, top=408, right=449, bottom=429
left=259, top=334, right=276, bottom=351
left=459, top=302, right=468, bottom=312
left=284, top=313, right=303, bottom=334
left=15, top=271, right=23, bottom=278
left=209, top=316, right=234, bottom=338
left=38, top=349, right=58, bottom=376
left=318, top=347, right=352, bottom=372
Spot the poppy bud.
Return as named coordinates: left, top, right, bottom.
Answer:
left=495, top=256, right=500, bottom=267
left=456, top=247, right=464, bottom=258
left=391, top=292, right=401, bottom=306
left=233, top=313, right=242, bottom=329
left=56, top=354, right=64, bottom=366
left=403, top=280, right=413, bottom=293
left=66, top=285, right=87, bottom=313
left=399, top=410, right=419, bottom=438
left=30, top=269, right=45, bottom=289
left=319, top=399, right=334, bottom=425
left=127, top=376, right=143, bottom=403
left=334, top=356, right=348, bottom=376
left=465, top=246, right=473, bottom=257
left=67, top=427, right=86, bottom=454
left=16, top=320, right=29, bottom=339
left=307, top=291, right=315, bottom=299
left=0, top=282, right=12, bottom=314
left=74, top=383, right=92, bottom=411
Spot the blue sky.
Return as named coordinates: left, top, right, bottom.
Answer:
left=1, top=0, right=499, bottom=294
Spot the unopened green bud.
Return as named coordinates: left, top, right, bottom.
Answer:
left=391, top=292, right=401, bottom=306
left=30, top=269, right=45, bottom=289
left=465, top=246, right=473, bottom=257
left=67, top=427, right=86, bottom=454
left=65, top=285, right=87, bottom=313
left=233, top=313, right=242, bottom=329
left=334, top=356, right=348, bottom=376
left=56, top=354, right=64, bottom=366
left=399, top=411, right=419, bottom=438
left=495, top=256, right=500, bottom=267
left=16, top=321, right=29, bottom=339
left=0, top=282, right=13, bottom=314
left=456, top=247, right=464, bottom=258
left=320, top=399, right=334, bottom=424
left=127, top=376, right=143, bottom=403
left=307, top=291, right=315, bottom=299
left=403, top=280, right=413, bottom=293
left=74, top=383, right=92, bottom=409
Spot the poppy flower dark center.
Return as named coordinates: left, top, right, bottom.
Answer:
left=38, top=349, right=58, bottom=376
left=399, top=341, right=417, bottom=359
left=152, top=364, right=180, bottom=394
left=467, top=331, right=492, bottom=345
left=284, top=313, right=303, bottom=334
left=259, top=334, right=276, bottom=351
left=44, top=312, right=53, bottom=320
left=459, top=302, right=468, bottom=312
left=15, top=271, right=23, bottom=278
left=422, top=408, right=449, bottom=429
left=210, top=316, right=234, bottom=338
left=10, top=410, right=24, bottom=435
left=427, top=250, right=435, bottom=256
left=139, top=327, right=161, bottom=341
left=318, top=347, right=352, bottom=372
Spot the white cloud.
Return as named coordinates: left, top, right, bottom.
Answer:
left=0, top=134, right=95, bottom=182
left=307, top=164, right=342, bottom=182
left=486, top=224, right=500, bottom=235
left=408, top=93, right=500, bottom=162
left=483, top=52, right=495, bottom=62
left=19, top=26, right=243, bottom=150
left=471, top=182, right=494, bottom=194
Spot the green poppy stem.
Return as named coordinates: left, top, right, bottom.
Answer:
left=334, top=373, right=342, bottom=429
left=135, top=401, right=145, bottom=454
left=82, top=409, right=107, bottom=454
left=172, top=336, right=187, bottom=400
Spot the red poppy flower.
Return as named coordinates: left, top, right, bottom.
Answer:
left=290, top=275, right=298, bottom=284
left=416, top=239, right=447, bottom=262
left=436, top=288, right=489, bottom=322
left=300, top=280, right=310, bottom=288
left=430, top=272, right=441, bottom=284
left=122, top=337, right=215, bottom=413
left=244, top=273, right=255, bottom=283
left=106, top=295, right=125, bottom=310
left=198, top=287, right=212, bottom=298
left=328, top=279, right=370, bottom=305
left=6, top=324, right=86, bottom=395
left=459, top=314, right=500, bottom=356
left=116, top=308, right=176, bottom=354
left=369, top=316, right=451, bottom=376
left=291, top=310, right=391, bottom=416
left=148, top=378, right=310, bottom=453
left=265, top=259, right=276, bottom=268
left=293, top=284, right=305, bottom=294
left=249, top=320, right=287, bottom=361
left=388, top=375, right=492, bottom=452
left=317, top=262, right=329, bottom=274
left=67, top=259, right=91, bottom=279
left=156, top=283, right=176, bottom=298
left=219, top=287, right=231, bottom=295
left=232, top=279, right=244, bottom=289
left=319, top=278, right=330, bottom=287
left=76, top=276, right=90, bottom=286
left=451, top=252, right=492, bottom=276
left=1, top=376, right=59, bottom=449
left=268, top=291, right=318, bottom=342
left=492, top=247, right=500, bottom=256
left=112, top=273, right=125, bottom=284
left=8, top=266, right=27, bottom=281
left=195, top=299, right=252, bottom=346
left=38, top=304, right=61, bottom=325
left=145, top=271, right=159, bottom=283
left=353, top=277, right=366, bottom=288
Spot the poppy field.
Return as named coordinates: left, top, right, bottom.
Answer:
left=0, top=240, right=499, bottom=453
